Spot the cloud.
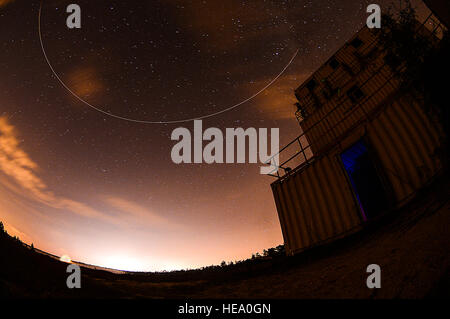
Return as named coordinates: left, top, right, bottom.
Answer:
left=0, top=117, right=48, bottom=198
left=103, top=197, right=185, bottom=230
left=0, top=0, right=14, bottom=8
left=248, top=74, right=308, bottom=120
left=0, top=116, right=116, bottom=222
left=66, top=67, right=104, bottom=99
left=166, top=0, right=293, bottom=51
left=0, top=116, right=175, bottom=231
left=2, top=220, right=33, bottom=243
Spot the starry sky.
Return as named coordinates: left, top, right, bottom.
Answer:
left=0, top=0, right=429, bottom=271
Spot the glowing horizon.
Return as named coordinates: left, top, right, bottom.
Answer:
left=0, top=0, right=430, bottom=273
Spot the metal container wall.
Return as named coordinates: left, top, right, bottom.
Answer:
left=367, top=95, right=442, bottom=203
left=272, top=94, right=442, bottom=255
left=274, top=20, right=444, bottom=256
left=272, top=151, right=362, bottom=255
left=295, top=27, right=402, bottom=155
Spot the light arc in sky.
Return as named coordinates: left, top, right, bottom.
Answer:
left=38, top=0, right=299, bottom=124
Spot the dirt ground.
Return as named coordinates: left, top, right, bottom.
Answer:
left=83, top=176, right=450, bottom=299
left=1, top=175, right=449, bottom=299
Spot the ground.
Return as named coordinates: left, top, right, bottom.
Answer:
left=0, top=174, right=449, bottom=299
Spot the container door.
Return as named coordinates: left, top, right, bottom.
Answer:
left=340, top=140, right=389, bottom=221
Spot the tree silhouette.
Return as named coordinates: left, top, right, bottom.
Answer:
left=379, top=1, right=449, bottom=162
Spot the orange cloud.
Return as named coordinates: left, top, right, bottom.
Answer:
left=0, top=117, right=48, bottom=199
left=0, top=0, right=14, bottom=8
left=0, top=116, right=175, bottom=230
left=0, top=116, right=111, bottom=222
left=67, top=67, right=104, bottom=99
left=249, top=74, right=308, bottom=120
left=167, top=0, right=292, bottom=50
left=2, top=220, right=33, bottom=243
left=104, top=197, right=186, bottom=231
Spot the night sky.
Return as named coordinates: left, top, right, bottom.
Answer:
left=0, top=0, right=429, bottom=271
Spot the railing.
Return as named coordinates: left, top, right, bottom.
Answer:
left=294, top=27, right=383, bottom=123
left=267, top=14, right=446, bottom=181
left=267, top=61, right=398, bottom=179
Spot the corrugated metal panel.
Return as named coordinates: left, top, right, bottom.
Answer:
left=295, top=27, right=402, bottom=155
left=273, top=20, right=444, bottom=256
left=423, top=0, right=450, bottom=28
left=272, top=150, right=362, bottom=255
left=272, top=94, right=442, bottom=254
left=366, top=95, right=442, bottom=203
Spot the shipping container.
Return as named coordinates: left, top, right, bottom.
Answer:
left=272, top=18, right=445, bottom=255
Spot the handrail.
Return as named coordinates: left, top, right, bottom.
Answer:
left=266, top=14, right=445, bottom=179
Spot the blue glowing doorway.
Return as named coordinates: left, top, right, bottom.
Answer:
left=340, top=140, right=388, bottom=221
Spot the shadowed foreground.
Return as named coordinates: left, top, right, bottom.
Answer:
left=1, top=175, right=449, bottom=299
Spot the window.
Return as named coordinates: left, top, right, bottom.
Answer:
left=329, top=58, right=340, bottom=70
left=306, top=79, right=317, bottom=91
left=322, top=89, right=331, bottom=100
left=347, top=85, right=364, bottom=103
left=350, top=37, right=363, bottom=48
left=321, top=79, right=336, bottom=100
left=295, top=102, right=308, bottom=121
